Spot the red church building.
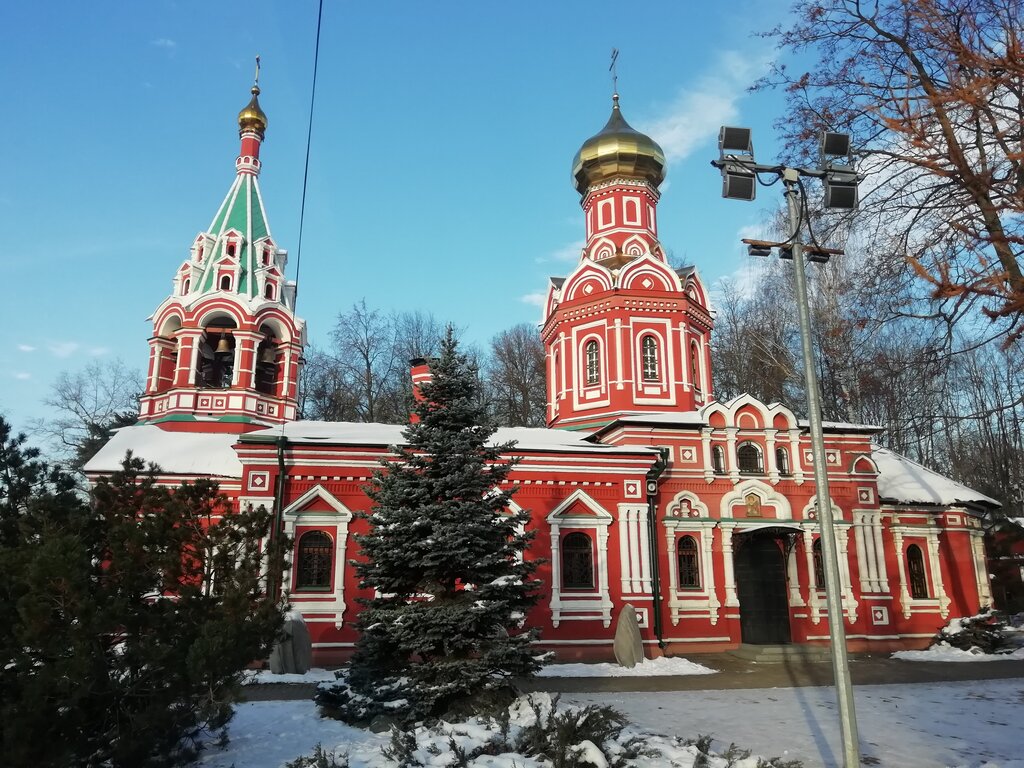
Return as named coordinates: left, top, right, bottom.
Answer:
left=87, top=80, right=998, bottom=664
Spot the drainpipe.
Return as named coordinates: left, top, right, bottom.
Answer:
left=645, top=447, right=670, bottom=650
left=267, top=432, right=288, bottom=601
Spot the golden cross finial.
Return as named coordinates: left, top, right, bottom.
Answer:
left=609, top=48, right=619, bottom=99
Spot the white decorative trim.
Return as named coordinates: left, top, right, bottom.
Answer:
left=282, top=485, right=354, bottom=629
left=546, top=490, right=614, bottom=628
left=720, top=479, right=793, bottom=520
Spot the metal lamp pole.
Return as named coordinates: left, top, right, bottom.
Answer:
left=782, top=169, right=861, bottom=767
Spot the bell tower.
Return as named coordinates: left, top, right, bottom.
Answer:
left=138, top=71, right=306, bottom=432
left=542, top=94, right=714, bottom=430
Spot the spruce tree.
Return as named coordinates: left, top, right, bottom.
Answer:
left=0, top=416, right=285, bottom=767
left=331, top=328, right=541, bottom=724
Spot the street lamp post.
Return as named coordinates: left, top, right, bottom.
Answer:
left=712, top=133, right=862, bottom=767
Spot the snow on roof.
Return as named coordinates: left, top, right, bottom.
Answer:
left=798, top=419, right=882, bottom=432
left=83, top=425, right=243, bottom=478
left=241, top=420, right=655, bottom=454
left=873, top=445, right=998, bottom=508
left=611, top=411, right=706, bottom=426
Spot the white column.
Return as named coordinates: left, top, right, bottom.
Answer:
left=726, top=427, right=739, bottom=482
left=549, top=528, right=562, bottom=627
left=597, top=525, right=612, bottom=627
left=837, top=526, right=858, bottom=623
left=334, top=524, right=349, bottom=628
left=854, top=513, right=870, bottom=593
left=788, top=543, right=803, bottom=606
left=638, top=506, right=652, bottom=593
left=803, top=528, right=821, bottom=624
left=970, top=531, right=992, bottom=606
left=892, top=528, right=912, bottom=618
left=927, top=527, right=950, bottom=618
left=704, top=525, right=720, bottom=623
left=614, top=319, right=625, bottom=390
left=618, top=509, right=631, bottom=594
left=722, top=524, right=738, bottom=606
left=872, top=513, right=888, bottom=591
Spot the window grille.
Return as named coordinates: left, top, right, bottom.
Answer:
left=776, top=447, right=791, bottom=476
left=585, top=341, right=600, bottom=386
left=678, top=535, right=700, bottom=588
left=813, top=539, right=825, bottom=588
left=296, top=531, right=333, bottom=590
left=712, top=445, right=726, bottom=475
left=562, top=532, right=594, bottom=589
left=737, top=443, right=763, bottom=474
left=907, top=544, right=929, bottom=599
left=641, top=335, right=659, bottom=381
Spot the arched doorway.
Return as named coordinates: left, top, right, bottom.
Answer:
left=734, top=529, right=793, bottom=644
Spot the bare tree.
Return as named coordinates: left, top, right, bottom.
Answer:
left=484, top=323, right=546, bottom=427
left=759, top=0, right=1024, bottom=339
left=34, top=358, right=142, bottom=470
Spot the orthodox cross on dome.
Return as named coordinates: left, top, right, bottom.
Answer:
left=609, top=48, right=619, bottom=101
left=254, top=54, right=261, bottom=88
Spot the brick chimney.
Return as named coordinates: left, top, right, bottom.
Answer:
left=409, top=357, right=433, bottom=423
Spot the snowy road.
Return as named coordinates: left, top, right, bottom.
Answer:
left=200, top=679, right=1024, bottom=767
left=566, top=679, right=1024, bottom=767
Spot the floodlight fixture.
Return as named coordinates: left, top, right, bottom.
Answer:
left=717, top=126, right=756, bottom=201
left=747, top=243, right=773, bottom=258
left=824, top=166, right=859, bottom=209
left=719, top=126, right=753, bottom=155
left=820, top=131, right=851, bottom=160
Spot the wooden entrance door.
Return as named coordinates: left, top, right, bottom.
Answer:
left=734, top=534, right=792, bottom=644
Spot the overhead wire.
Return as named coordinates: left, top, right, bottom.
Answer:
left=292, top=0, right=325, bottom=313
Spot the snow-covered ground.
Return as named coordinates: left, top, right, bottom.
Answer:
left=198, top=679, right=1024, bottom=767
left=893, top=643, right=1024, bottom=662
left=243, top=667, right=339, bottom=684
left=537, top=656, right=717, bottom=677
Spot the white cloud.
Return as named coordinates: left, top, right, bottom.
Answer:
left=48, top=341, right=81, bottom=358
left=89, top=346, right=111, bottom=356
left=551, top=240, right=585, bottom=263
left=520, top=292, right=546, bottom=308
left=16, top=344, right=35, bottom=352
left=645, top=51, right=770, bottom=163
left=151, top=38, right=176, bottom=50
left=14, top=372, right=30, bottom=380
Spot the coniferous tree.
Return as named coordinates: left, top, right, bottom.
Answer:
left=323, top=329, right=541, bottom=724
left=0, top=416, right=285, bottom=767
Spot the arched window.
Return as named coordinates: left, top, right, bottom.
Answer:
left=907, top=544, right=929, bottom=599
left=585, top=340, right=600, bottom=386
left=219, top=275, right=231, bottom=291
left=264, top=283, right=274, bottom=300
left=181, top=278, right=190, bottom=295
left=690, top=341, right=701, bottom=390
left=776, top=447, right=791, bottom=476
left=561, top=532, right=594, bottom=589
left=737, top=443, right=763, bottom=474
left=641, top=335, right=659, bottom=381
left=226, top=241, right=237, bottom=258
left=263, top=247, right=271, bottom=265
left=197, top=244, right=204, bottom=262
left=813, top=539, right=825, bottom=589
left=712, top=445, right=726, bottom=475
left=296, top=531, right=333, bottom=590
left=677, top=535, right=700, bottom=588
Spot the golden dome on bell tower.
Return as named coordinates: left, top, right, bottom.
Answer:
left=572, top=94, right=665, bottom=196
left=238, top=84, right=268, bottom=138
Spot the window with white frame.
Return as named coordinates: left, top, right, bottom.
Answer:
left=296, top=530, right=333, bottom=590
left=907, top=544, right=929, bottom=599
left=712, top=445, right=726, bottom=475
left=641, top=335, right=659, bottom=381
left=737, top=442, right=763, bottom=474
left=585, top=340, right=600, bottom=386
left=776, top=447, right=791, bottom=476
left=561, top=532, right=594, bottom=589
left=677, top=535, right=700, bottom=588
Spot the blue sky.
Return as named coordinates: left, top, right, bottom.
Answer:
left=1, top=0, right=797, bottom=434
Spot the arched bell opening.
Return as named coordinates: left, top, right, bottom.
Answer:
left=255, top=323, right=280, bottom=396
left=154, top=315, right=182, bottom=393
left=197, top=317, right=237, bottom=389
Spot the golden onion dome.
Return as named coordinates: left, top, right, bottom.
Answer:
left=572, top=94, right=665, bottom=196
left=238, top=85, right=268, bottom=137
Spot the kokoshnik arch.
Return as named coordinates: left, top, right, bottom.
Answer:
left=87, top=79, right=998, bottom=664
